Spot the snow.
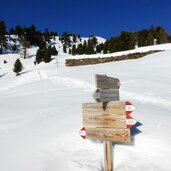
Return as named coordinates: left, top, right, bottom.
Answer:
left=0, top=43, right=171, bottom=171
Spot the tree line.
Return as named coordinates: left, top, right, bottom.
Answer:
left=59, top=25, right=171, bottom=55
left=102, top=25, right=170, bottom=54
left=1, top=20, right=171, bottom=58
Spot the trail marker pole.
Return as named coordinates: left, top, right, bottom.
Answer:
left=56, top=57, right=58, bottom=68
left=97, top=75, right=120, bottom=171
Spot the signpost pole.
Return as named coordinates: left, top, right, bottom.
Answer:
left=56, top=57, right=58, bottom=68
left=95, top=74, right=120, bottom=171
left=104, top=141, right=113, bottom=171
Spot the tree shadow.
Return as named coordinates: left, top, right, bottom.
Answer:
left=0, top=72, right=8, bottom=77
left=27, top=55, right=35, bottom=58
left=51, top=57, right=55, bottom=61
left=16, top=70, right=32, bottom=76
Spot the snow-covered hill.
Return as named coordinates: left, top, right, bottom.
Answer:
left=0, top=44, right=171, bottom=171
left=2, top=35, right=106, bottom=56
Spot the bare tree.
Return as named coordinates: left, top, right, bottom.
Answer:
left=20, top=37, right=30, bottom=58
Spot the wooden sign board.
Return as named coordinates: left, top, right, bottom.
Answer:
left=95, top=74, right=120, bottom=89
left=84, top=114, right=137, bottom=128
left=83, top=101, right=136, bottom=116
left=93, top=89, right=119, bottom=102
left=80, top=127, right=131, bottom=142
left=84, top=114, right=126, bottom=128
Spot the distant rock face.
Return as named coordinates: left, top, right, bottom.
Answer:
left=65, top=50, right=162, bottom=66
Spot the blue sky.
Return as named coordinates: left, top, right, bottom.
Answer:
left=1, top=0, right=171, bottom=38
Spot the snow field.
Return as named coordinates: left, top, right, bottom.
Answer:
left=0, top=42, right=171, bottom=170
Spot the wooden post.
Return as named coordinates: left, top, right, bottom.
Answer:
left=103, top=141, right=113, bottom=171
left=56, top=57, right=58, bottom=68
left=97, top=74, right=120, bottom=171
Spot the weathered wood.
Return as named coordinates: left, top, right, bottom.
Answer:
left=93, top=89, right=119, bottom=102
left=83, top=101, right=136, bottom=116
left=95, top=74, right=120, bottom=89
left=84, top=127, right=131, bottom=142
left=104, top=141, right=113, bottom=171
left=83, top=114, right=127, bottom=128
left=83, top=102, right=126, bottom=115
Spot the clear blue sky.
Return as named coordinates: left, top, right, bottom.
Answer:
left=1, top=0, right=171, bottom=38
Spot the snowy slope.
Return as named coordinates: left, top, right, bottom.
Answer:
left=0, top=44, right=171, bottom=171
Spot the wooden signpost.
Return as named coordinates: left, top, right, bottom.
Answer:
left=80, top=74, right=137, bottom=171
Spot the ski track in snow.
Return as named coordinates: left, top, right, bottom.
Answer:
left=0, top=69, right=94, bottom=96
left=1, top=67, right=170, bottom=112
left=121, top=90, right=171, bottom=111
left=50, top=76, right=94, bottom=92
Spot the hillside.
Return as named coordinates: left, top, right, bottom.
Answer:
left=0, top=44, right=171, bottom=171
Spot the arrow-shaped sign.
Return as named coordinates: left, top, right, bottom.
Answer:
left=125, top=101, right=136, bottom=115
left=126, top=115, right=137, bottom=128
left=80, top=127, right=86, bottom=139
left=80, top=127, right=131, bottom=142
left=84, top=114, right=137, bottom=128
left=83, top=101, right=136, bottom=116
left=93, top=88, right=119, bottom=102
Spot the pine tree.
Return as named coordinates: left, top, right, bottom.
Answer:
left=78, top=34, right=81, bottom=42
left=91, top=36, right=98, bottom=47
left=43, top=28, right=50, bottom=43
left=13, top=58, right=23, bottom=76
left=34, top=31, right=43, bottom=46
left=25, top=24, right=36, bottom=45
left=20, top=37, right=30, bottom=58
left=156, top=26, right=169, bottom=44
left=87, top=43, right=95, bottom=54
left=147, top=32, right=154, bottom=45
left=51, top=46, right=58, bottom=55
left=138, top=29, right=148, bottom=47
left=103, top=41, right=109, bottom=54
left=83, top=40, right=88, bottom=54
left=97, top=43, right=104, bottom=53
left=39, top=41, right=46, bottom=49
left=72, top=45, right=76, bottom=55
left=73, top=34, right=77, bottom=43
left=96, top=45, right=101, bottom=53
left=10, top=28, right=15, bottom=35
left=43, top=48, right=51, bottom=63
left=63, top=44, right=67, bottom=53
left=0, top=21, right=7, bottom=54
left=35, top=49, right=43, bottom=64
left=77, top=43, right=84, bottom=55
left=14, top=25, right=24, bottom=38
left=62, top=32, right=70, bottom=45
left=12, top=44, right=17, bottom=51
left=4, top=60, right=7, bottom=64
left=69, top=48, right=72, bottom=54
